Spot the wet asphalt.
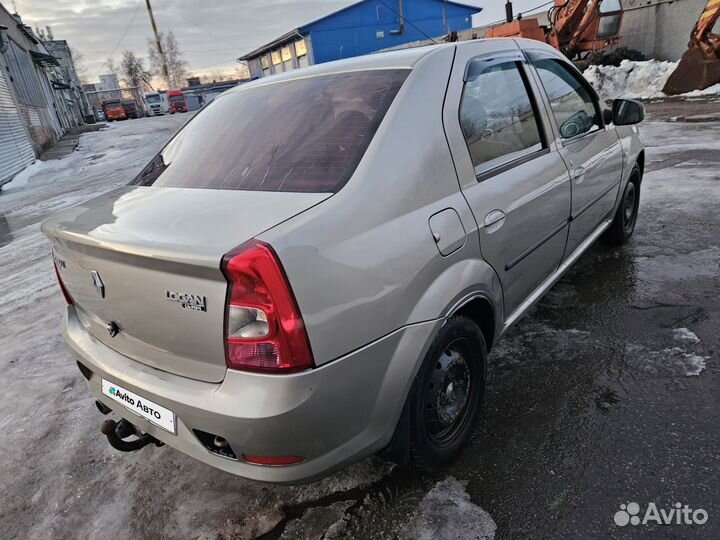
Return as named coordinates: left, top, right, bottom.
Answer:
left=312, top=104, right=720, bottom=540
left=0, top=104, right=718, bottom=540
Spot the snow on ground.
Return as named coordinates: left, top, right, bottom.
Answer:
left=583, top=59, right=720, bottom=101
left=673, top=328, right=700, bottom=344
left=1, top=110, right=717, bottom=539
left=0, top=112, right=489, bottom=540
left=398, top=477, right=497, bottom=540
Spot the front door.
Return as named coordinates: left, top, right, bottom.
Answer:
left=526, top=51, right=624, bottom=256
left=442, top=41, right=572, bottom=319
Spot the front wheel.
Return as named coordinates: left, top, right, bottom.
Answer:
left=604, top=164, right=641, bottom=245
left=407, top=316, right=486, bottom=466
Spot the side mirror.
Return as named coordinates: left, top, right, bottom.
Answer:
left=612, top=99, right=645, bottom=126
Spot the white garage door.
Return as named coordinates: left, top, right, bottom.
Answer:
left=0, top=66, right=35, bottom=186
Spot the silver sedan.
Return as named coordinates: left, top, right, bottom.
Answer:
left=42, top=38, right=644, bottom=483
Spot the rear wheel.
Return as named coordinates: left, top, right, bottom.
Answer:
left=408, top=316, right=486, bottom=466
left=604, top=164, right=641, bottom=245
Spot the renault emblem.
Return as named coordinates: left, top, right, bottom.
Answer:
left=91, top=271, right=105, bottom=298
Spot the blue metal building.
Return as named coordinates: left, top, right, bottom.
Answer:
left=239, top=0, right=481, bottom=79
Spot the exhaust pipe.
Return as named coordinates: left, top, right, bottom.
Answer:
left=100, top=418, right=164, bottom=452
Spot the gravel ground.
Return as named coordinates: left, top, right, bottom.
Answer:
left=0, top=107, right=718, bottom=540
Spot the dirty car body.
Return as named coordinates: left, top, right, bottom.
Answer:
left=42, top=38, right=645, bottom=483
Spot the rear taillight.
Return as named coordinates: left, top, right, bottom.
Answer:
left=221, top=240, right=313, bottom=373
left=52, top=250, right=74, bottom=305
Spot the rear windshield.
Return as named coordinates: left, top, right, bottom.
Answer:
left=132, top=69, right=409, bottom=192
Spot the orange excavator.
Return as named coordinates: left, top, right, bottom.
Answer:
left=485, top=0, right=624, bottom=60
left=663, top=0, right=720, bottom=94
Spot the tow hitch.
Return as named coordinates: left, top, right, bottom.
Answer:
left=100, top=418, right=165, bottom=452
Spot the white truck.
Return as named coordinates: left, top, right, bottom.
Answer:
left=144, top=92, right=167, bottom=116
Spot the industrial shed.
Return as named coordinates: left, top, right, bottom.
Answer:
left=239, top=0, right=480, bottom=79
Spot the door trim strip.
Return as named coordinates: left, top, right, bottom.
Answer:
left=502, top=218, right=613, bottom=331
left=504, top=220, right=568, bottom=271
left=570, top=180, right=621, bottom=221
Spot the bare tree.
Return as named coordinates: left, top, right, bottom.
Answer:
left=200, top=70, right=225, bottom=84
left=147, top=31, right=189, bottom=88
left=68, top=46, right=89, bottom=85
left=235, top=63, right=250, bottom=81
left=120, top=50, right=153, bottom=90
left=104, top=57, right=119, bottom=79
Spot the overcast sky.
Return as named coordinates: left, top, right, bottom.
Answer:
left=14, top=0, right=545, bottom=83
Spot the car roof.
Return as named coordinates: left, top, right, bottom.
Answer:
left=226, top=38, right=562, bottom=95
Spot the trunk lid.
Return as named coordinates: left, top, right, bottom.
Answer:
left=43, top=186, right=329, bottom=383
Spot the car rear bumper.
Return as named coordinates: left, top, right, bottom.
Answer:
left=63, top=306, right=436, bottom=483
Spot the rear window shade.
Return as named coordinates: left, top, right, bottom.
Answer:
left=132, top=69, right=409, bottom=193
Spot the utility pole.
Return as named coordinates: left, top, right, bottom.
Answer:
left=145, top=0, right=171, bottom=88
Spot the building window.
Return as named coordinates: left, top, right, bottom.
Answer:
left=260, top=55, right=271, bottom=77
left=271, top=50, right=282, bottom=66
left=294, top=39, right=307, bottom=58
left=5, top=40, right=46, bottom=107
left=281, top=46, right=293, bottom=72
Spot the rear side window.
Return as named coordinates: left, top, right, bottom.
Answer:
left=532, top=58, right=600, bottom=139
left=133, top=70, right=409, bottom=192
left=459, top=61, right=544, bottom=176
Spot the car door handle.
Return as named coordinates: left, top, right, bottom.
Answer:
left=572, top=166, right=586, bottom=180
left=483, top=210, right=506, bottom=233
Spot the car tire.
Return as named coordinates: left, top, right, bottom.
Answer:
left=604, top=164, right=641, bottom=245
left=407, top=316, right=486, bottom=467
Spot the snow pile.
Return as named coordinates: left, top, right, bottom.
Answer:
left=399, top=477, right=496, bottom=540
left=583, top=59, right=679, bottom=101
left=683, top=353, right=708, bottom=377
left=672, top=327, right=700, bottom=344
left=2, top=159, right=66, bottom=191
left=681, top=83, right=720, bottom=97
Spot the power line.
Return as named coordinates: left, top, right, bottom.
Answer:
left=484, top=0, right=554, bottom=27
left=159, top=0, right=239, bottom=50
left=94, top=0, right=143, bottom=79
left=193, top=56, right=243, bottom=72
left=375, top=0, right=439, bottom=44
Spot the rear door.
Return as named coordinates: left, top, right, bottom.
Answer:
left=443, top=42, right=572, bottom=319
left=525, top=50, right=624, bottom=257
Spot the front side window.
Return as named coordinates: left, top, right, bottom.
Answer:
left=459, top=61, right=544, bottom=175
left=132, top=70, right=408, bottom=193
left=532, top=58, right=600, bottom=139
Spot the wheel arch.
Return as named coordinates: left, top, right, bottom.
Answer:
left=636, top=150, right=645, bottom=182
left=452, top=295, right=497, bottom=352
